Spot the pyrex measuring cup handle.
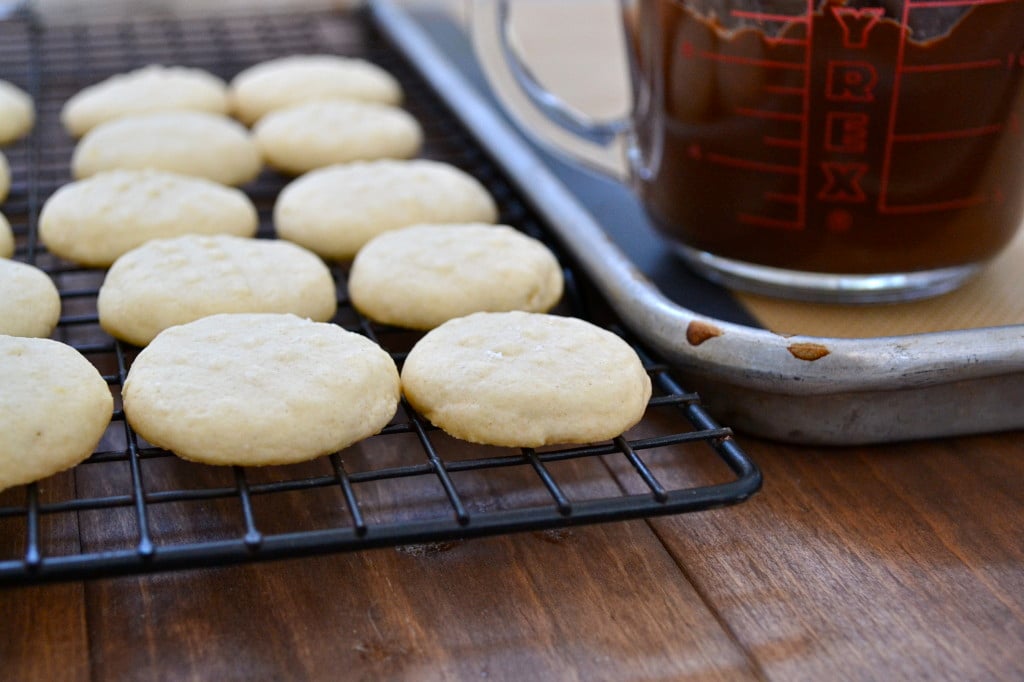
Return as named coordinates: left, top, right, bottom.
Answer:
left=469, top=0, right=631, bottom=179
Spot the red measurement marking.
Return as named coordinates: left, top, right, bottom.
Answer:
left=762, top=84, right=806, bottom=96
left=878, top=0, right=912, bottom=211
left=730, top=9, right=809, bottom=22
left=892, top=123, right=1004, bottom=142
left=763, top=136, right=803, bottom=148
left=687, top=46, right=805, bottom=71
left=901, top=58, right=1003, bottom=73
left=765, top=37, right=809, bottom=47
left=736, top=107, right=804, bottom=122
left=705, top=152, right=802, bottom=175
left=795, top=0, right=815, bottom=230
left=880, top=195, right=987, bottom=214
left=739, top=214, right=804, bottom=230
left=909, top=0, right=1012, bottom=7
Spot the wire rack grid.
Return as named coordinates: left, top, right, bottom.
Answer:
left=0, top=6, right=761, bottom=586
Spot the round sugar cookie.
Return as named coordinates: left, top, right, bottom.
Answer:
left=99, top=234, right=337, bottom=346
left=229, top=54, right=402, bottom=125
left=0, top=259, right=61, bottom=338
left=123, top=314, right=400, bottom=466
left=0, top=149, right=9, bottom=202
left=0, top=80, right=33, bottom=145
left=350, top=223, right=564, bottom=330
left=61, top=64, right=231, bottom=138
left=0, top=336, right=113, bottom=492
left=401, top=312, right=652, bottom=447
left=253, top=100, right=422, bottom=175
left=39, top=169, right=259, bottom=267
left=0, top=212, right=12, bottom=258
left=274, top=160, right=498, bottom=260
left=71, top=111, right=261, bottom=186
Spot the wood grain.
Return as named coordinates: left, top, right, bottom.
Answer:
left=0, top=475, right=90, bottom=682
left=5, top=426, right=1023, bottom=680
left=75, top=490, right=757, bottom=681
left=626, top=432, right=1024, bottom=681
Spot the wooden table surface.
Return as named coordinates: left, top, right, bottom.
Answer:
left=4, top=430, right=1022, bottom=681
left=3, top=2, right=1023, bottom=680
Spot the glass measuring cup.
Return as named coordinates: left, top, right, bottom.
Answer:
left=472, top=0, right=1024, bottom=302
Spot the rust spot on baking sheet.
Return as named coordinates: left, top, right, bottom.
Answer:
left=787, top=342, right=830, bottom=361
left=686, top=320, right=723, bottom=346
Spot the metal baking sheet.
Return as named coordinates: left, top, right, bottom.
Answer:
left=369, top=0, right=1024, bottom=445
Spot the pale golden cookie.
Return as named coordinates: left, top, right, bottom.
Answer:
left=0, top=259, right=61, bottom=338
left=229, top=54, right=402, bottom=125
left=401, top=312, right=652, bottom=448
left=0, top=80, right=33, bottom=145
left=274, top=160, right=498, bottom=260
left=61, top=64, right=231, bottom=138
left=71, top=111, right=261, bottom=186
left=39, top=169, right=259, bottom=267
left=253, top=100, right=422, bottom=175
left=123, top=314, right=400, bottom=466
left=0, top=336, right=113, bottom=492
left=0, top=149, right=9, bottom=203
left=349, top=223, right=563, bottom=330
left=99, top=234, right=337, bottom=346
left=0, top=212, right=12, bottom=258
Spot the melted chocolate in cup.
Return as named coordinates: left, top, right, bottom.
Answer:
left=628, top=0, right=1024, bottom=301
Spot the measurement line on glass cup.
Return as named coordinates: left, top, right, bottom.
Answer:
left=878, top=0, right=1012, bottom=215
left=679, top=0, right=816, bottom=230
left=688, top=0, right=1017, bottom=227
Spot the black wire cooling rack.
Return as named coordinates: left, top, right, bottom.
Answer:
left=0, top=6, right=761, bottom=586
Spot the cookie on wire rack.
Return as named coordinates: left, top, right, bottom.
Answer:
left=274, top=159, right=498, bottom=260
left=0, top=150, right=9, bottom=203
left=71, top=111, right=261, bottom=186
left=0, top=259, right=61, bottom=338
left=349, top=223, right=564, bottom=330
left=39, top=169, right=259, bottom=267
left=122, top=313, right=400, bottom=466
left=0, top=79, right=33, bottom=145
left=0, top=211, right=12, bottom=258
left=253, top=99, right=422, bottom=175
left=60, top=64, right=231, bottom=138
left=98, top=234, right=337, bottom=346
left=229, top=54, right=403, bottom=125
left=401, top=311, right=652, bottom=448
left=0, top=336, right=113, bottom=493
